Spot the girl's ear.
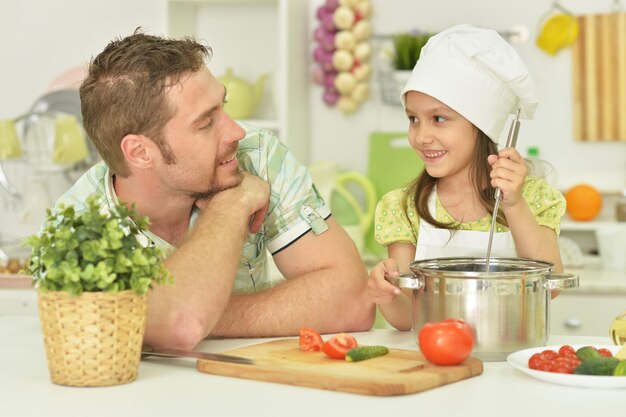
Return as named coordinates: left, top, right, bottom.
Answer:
left=120, top=134, right=156, bottom=171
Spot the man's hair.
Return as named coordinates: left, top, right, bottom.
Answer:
left=79, top=28, right=212, bottom=176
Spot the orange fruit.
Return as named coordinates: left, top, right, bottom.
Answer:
left=564, top=184, right=602, bottom=221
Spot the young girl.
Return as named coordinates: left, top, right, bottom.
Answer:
left=368, top=24, right=566, bottom=330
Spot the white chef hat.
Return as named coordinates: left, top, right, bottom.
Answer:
left=400, top=24, right=539, bottom=143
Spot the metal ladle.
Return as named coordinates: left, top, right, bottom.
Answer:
left=485, top=108, right=522, bottom=270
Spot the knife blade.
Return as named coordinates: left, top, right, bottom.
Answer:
left=141, top=347, right=254, bottom=365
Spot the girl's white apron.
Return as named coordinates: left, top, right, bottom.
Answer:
left=414, top=190, right=517, bottom=260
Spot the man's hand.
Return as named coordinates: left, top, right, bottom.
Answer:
left=146, top=172, right=271, bottom=349
left=195, top=172, right=270, bottom=233
left=237, top=173, right=270, bottom=233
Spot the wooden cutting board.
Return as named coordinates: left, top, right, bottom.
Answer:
left=196, top=339, right=483, bottom=396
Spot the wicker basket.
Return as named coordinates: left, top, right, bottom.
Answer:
left=38, top=290, right=147, bottom=387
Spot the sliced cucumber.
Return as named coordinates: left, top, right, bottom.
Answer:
left=345, top=346, right=389, bottom=362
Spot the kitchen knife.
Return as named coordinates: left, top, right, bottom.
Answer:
left=141, top=347, right=254, bottom=365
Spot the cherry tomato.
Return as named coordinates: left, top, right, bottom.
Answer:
left=528, top=345, right=584, bottom=374
left=558, top=345, right=576, bottom=357
left=561, top=356, right=580, bottom=368
left=528, top=353, right=545, bottom=370
left=551, top=363, right=571, bottom=374
left=299, top=327, right=324, bottom=352
left=553, top=356, right=577, bottom=374
left=540, top=349, right=558, bottom=361
left=321, top=333, right=358, bottom=359
left=418, top=318, right=475, bottom=366
left=597, top=348, right=613, bottom=357
left=536, top=360, right=554, bottom=372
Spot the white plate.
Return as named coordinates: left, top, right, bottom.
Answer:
left=507, top=345, right=626, bottom=388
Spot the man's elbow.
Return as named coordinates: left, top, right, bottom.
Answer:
left=341, top=295, right=376, bottom=331
left=144, top=311, right=213, bottom=351
left=357, top=300, right=377, bottom=331
left=335, top=268, right=376, bottom=331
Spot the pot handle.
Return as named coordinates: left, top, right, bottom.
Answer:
left=388, top=273, right=424, bottom=290
left=544, top=273, right=579, bottom=291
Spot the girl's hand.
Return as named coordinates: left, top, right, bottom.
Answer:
left=368, top=258, right=402, bottom=304
left=487, top=147, right=527, bottom=207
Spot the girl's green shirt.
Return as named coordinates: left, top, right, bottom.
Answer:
left=375, top=176, right=566, bottom=246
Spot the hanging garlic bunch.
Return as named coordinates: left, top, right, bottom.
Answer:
left=312, top=0, right=373, bottom=115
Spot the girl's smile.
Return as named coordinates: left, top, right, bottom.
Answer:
left=421, top=149, right=448, bottom=162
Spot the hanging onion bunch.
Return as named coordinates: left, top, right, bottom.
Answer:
left=312, top=0, right=373, bottom=115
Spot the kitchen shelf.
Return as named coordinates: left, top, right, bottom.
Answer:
left=166, top=0, right=310, bottom=163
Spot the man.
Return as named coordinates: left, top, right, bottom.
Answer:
left=54, top=30, right=375, bottom=349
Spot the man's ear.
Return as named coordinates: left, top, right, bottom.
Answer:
left=120, top=134, right=154, bottom=170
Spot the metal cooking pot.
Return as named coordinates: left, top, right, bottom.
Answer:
left=394, top=257, right=579, bottom=362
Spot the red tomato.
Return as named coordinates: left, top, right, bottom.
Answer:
left=321, top=333, right=358, bottom=359
left=539, top=349, right=558, bottom=361
left=536, top=360, right=554, bottom=372
left=558, top=345, right=576, bottom=357
left=562, top=356, right=580, bottom=368
left=418, top=318, right=475, bottom=366
left=598, top=348, right=613, bottom=357
left=551, top=363, right=571, bottom=374
left=528, top=353, right=545, bottom=370
left=552, top=357, right=576, bottom=374
left=528, top=345, right=584, bottom=374
left=299, top=327, right=324, bottom=352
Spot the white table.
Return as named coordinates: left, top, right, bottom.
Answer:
left=0, top=316, right=623, bottom=417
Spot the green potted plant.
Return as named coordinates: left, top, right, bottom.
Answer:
left=391, top=32, right=433, bottom=71
left=381, top=31, right=433, bottom=105
left=25, top=194, right=171, bottom=387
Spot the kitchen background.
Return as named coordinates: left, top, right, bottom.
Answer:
left=1, top=0, right=625, bottom=334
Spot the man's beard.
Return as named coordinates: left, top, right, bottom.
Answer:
left=160, top=141, right=243, bottom=200
left=190, top=167, right=244, bottom=200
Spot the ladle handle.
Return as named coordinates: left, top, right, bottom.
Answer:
left=487, top=109, right=521, bottom=267
left=503, top=110, right=521, bottom=149
left=494, top=109, right=521, bottom=201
